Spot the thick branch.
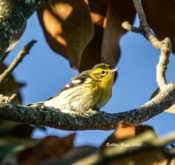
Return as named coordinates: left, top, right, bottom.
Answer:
left=0, top=83, right=175, bottom=130
left=0, top=40, right=37, bottom=83
left=0, top=0, right=49, bottom=58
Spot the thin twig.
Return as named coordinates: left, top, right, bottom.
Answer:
left=122, top=21, right=140, bottom=34
left=156, top=38, right=171, bottom=88
left=9, top=94, right=17, bottom=102
left=122, top=0, right=172, bottom=89
left=132, top=0, right=161, bottom=49
left=0, top=40, right=37, bottom=83
left=0, top=51, right=9, bottom=64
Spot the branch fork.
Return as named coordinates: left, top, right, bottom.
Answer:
left=122, top=0, right=172, bottom=91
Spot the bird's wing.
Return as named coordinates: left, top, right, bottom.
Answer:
left=46, top=70, right=90, bottom=101
left=67, top=70, right=90, bottom=87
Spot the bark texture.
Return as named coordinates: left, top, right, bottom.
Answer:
left=0, top=0, right=49, bottom=58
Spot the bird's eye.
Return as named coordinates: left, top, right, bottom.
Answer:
left=101, top=71, right=106, bottom=75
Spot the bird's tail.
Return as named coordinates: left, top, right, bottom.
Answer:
left=27, top=102, right=44, bottom=108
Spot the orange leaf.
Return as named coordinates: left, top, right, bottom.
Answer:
left=18, top=134, right=75, bottom=164
left=99, top=123, right=136, bottom=152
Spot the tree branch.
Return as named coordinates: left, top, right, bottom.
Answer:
left=0, top=40, right=37, bottom=83
left=0, top=0, right=49, bottom=58
left=122, top=0, right=172, bottom=90
left=132, top=0, right=161, bottom=49
left=156, top=38, right=171, bottom=88
left=0, top=82, right=175, bottom=130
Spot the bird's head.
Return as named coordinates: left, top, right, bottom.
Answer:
left=89, top=63, right=118, bottom=89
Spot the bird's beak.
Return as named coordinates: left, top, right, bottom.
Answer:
left=110, top=68, right=119, bottom=73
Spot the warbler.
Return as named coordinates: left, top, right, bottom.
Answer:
left=31, top=63, right=118, bottom=112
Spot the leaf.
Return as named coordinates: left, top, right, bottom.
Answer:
left=2, top=139, right=42, bottom=164
left=135, top=124, right=155, bottom=136
left=99, top=123, right=135, bottom=151
left=132, top=126, right=165, bottom=165
left=17, top=134, right=75, bottom=164
left=79, top=0, right=136, bottom=71
left=78, top=0, right=108, bottom=71
left=132, top=150, right=166, bottom=165
left=101, top=0, right=136, bottom=68
left=100, top=123, right=150, bottom=152
left=76, top=127, right=173, bottom=165
left=37, top=0, right=94, bottom=69
left=98, top=123, right=135, bottom=165
left=0, top=121, right=34, bottom=138
left=98, top=124, right=166, bottom=165
left=37, top=0, right=136, bottom=71
left=142, top=0, right=175, bottom=53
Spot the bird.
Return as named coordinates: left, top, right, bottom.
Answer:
left=30, top=63, right=118, bottom=113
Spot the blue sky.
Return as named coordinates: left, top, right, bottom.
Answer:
left=4, top=13, right=175, bottom=147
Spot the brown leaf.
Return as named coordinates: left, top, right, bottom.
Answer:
left=0, top=120, right=34, bottom=138
left=79, top=0, right=136, bottom=71
left=99, top=124, right=158, bottom=165
left=37, top=0, right=93, bottom=69
left=136, top=124, right=155, bottom=136
left=98, top=123, right=135, bottom=165
left=22, top=146, right=97, bottom=165
left=37, top=0, right=135, bottom=71
left=78, top=0, right=108, bottom=71
left=18, top=134, right=75, bottom=164
left=99, top=123, right=136, bottom=152
left=133, top=126, right=165, bottom=165
left=101, top=0, right=136, bottom=68
left=142, top=0, right=175, bottom=53
left=132, top=150, right=166, bottom=165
